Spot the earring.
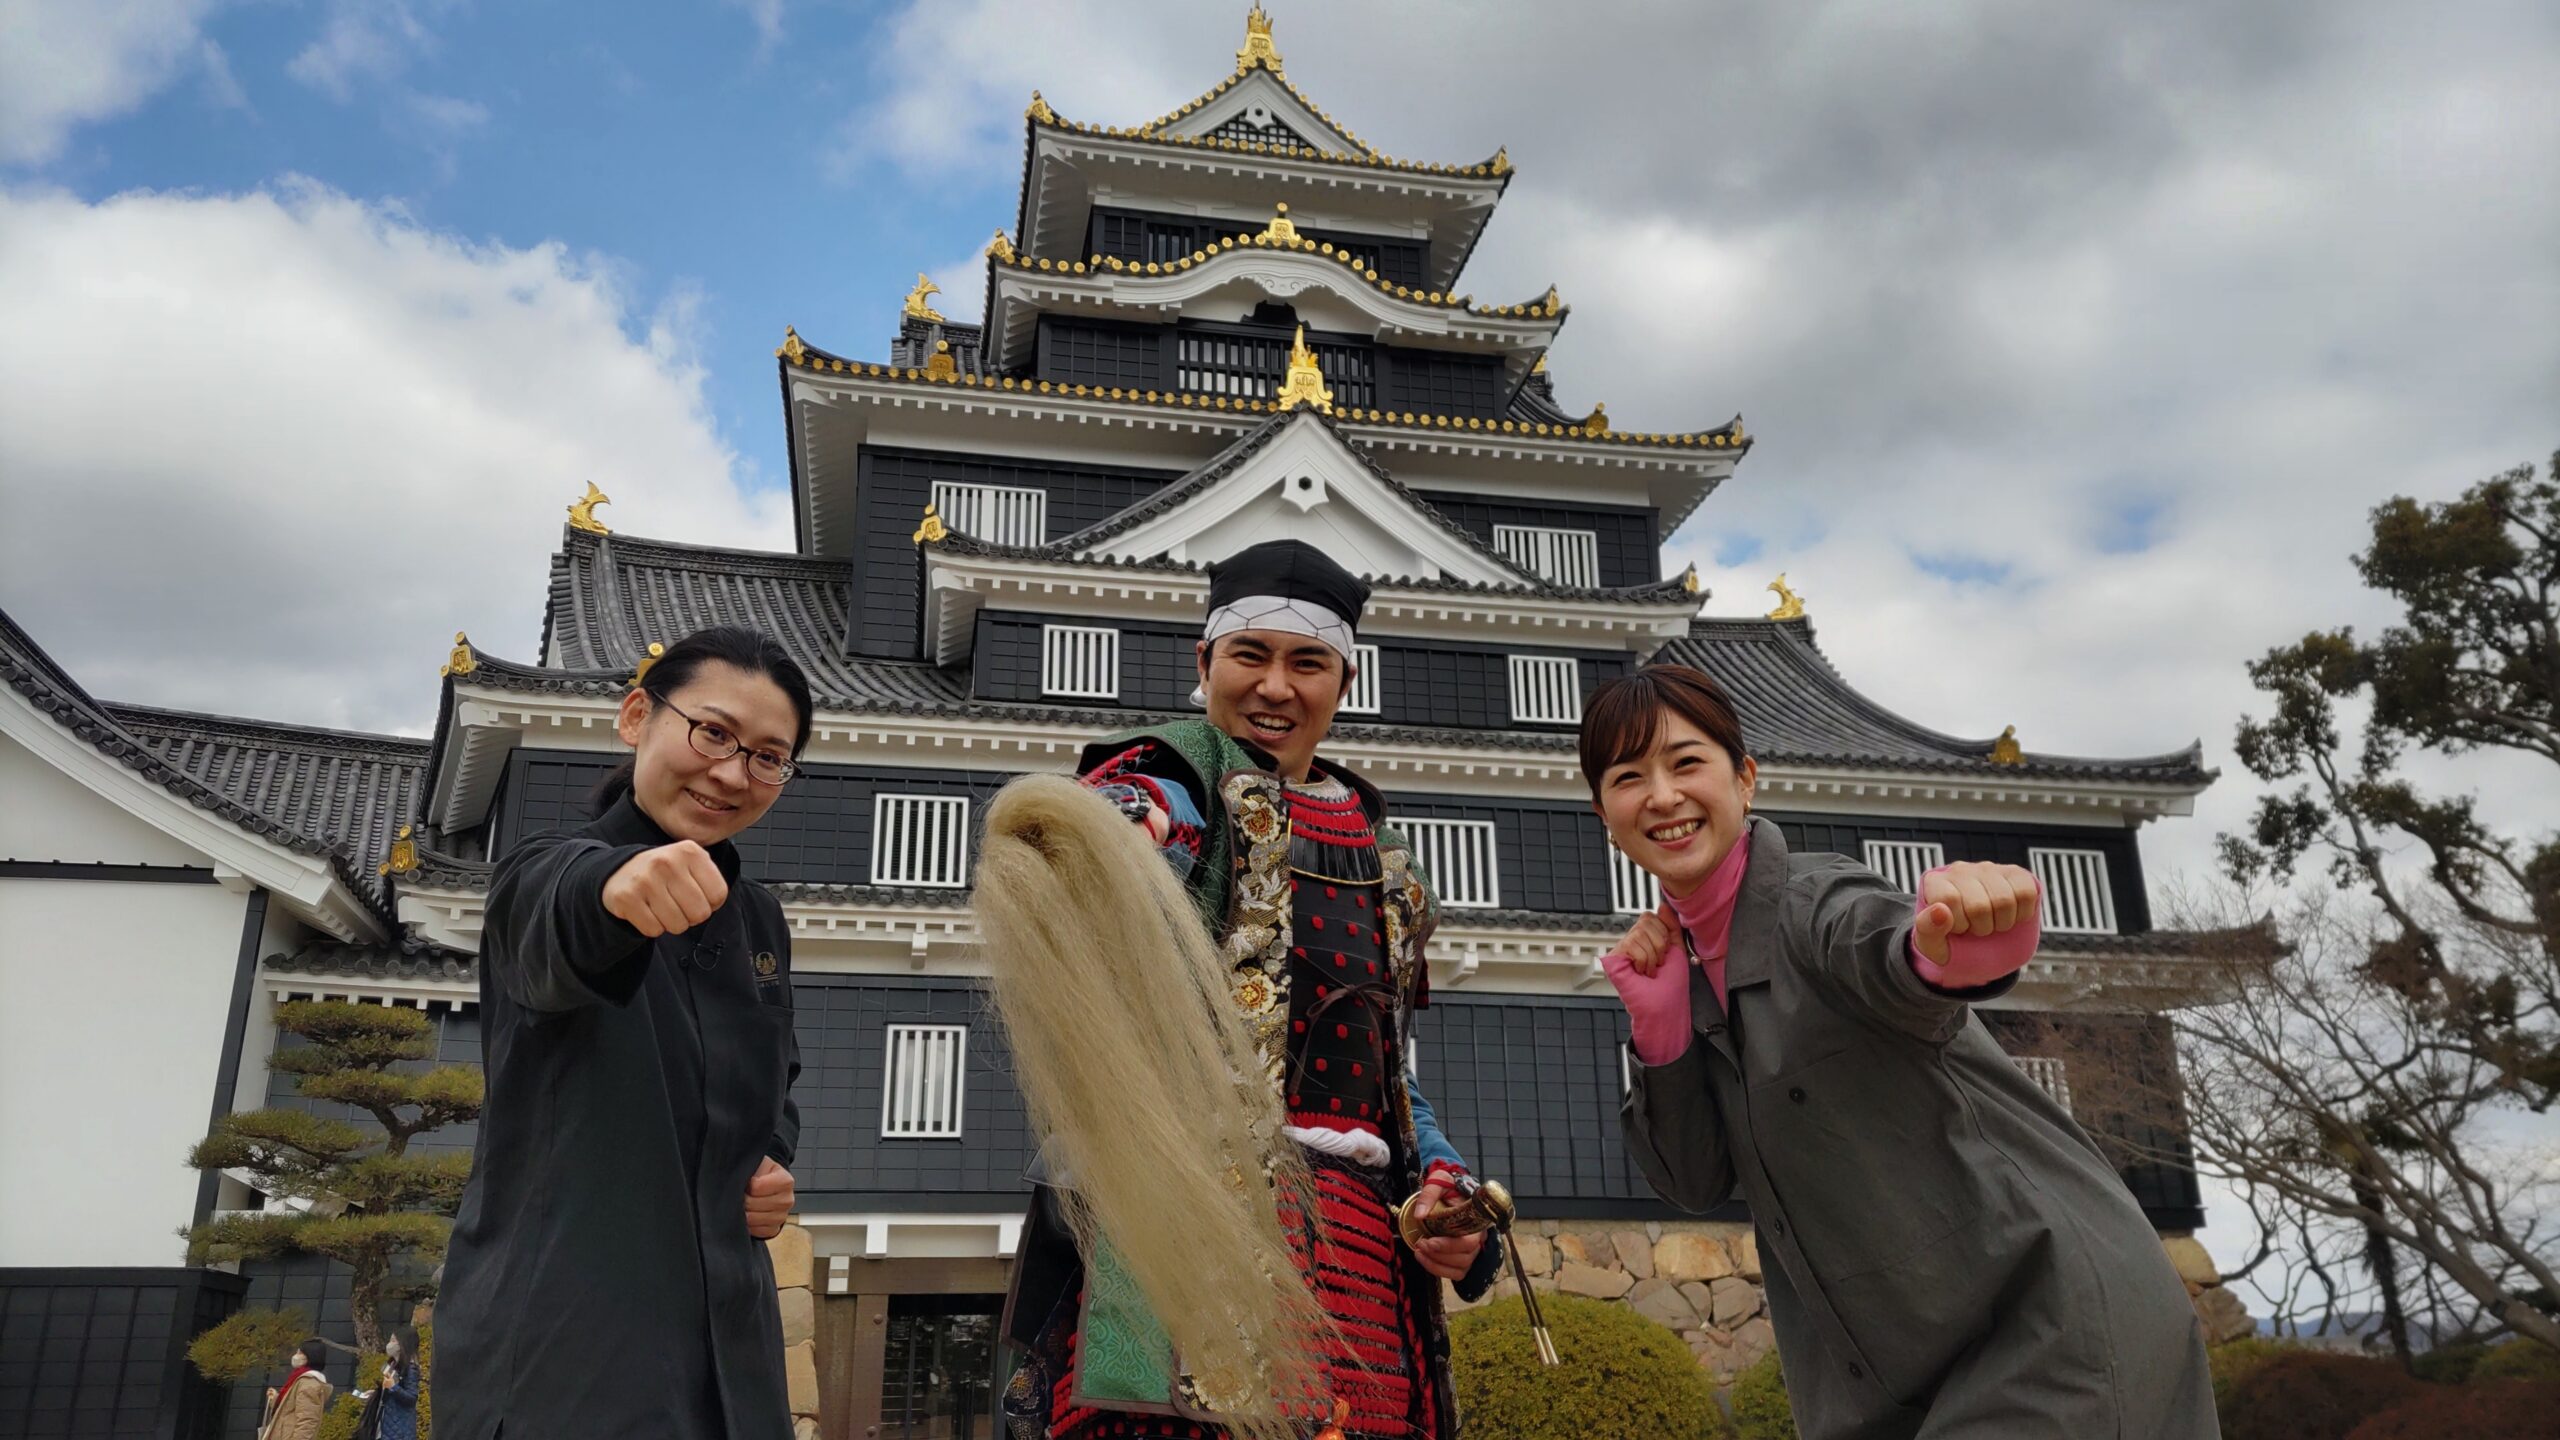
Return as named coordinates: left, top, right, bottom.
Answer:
left=1188, top=684, right=1207, bottom=707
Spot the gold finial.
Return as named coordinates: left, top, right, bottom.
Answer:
left=1237, top=3, right=1283, bottom=74
left=1491, top=146, right=1511, bottom=176
left=913, top=503, right=950, bottom=544
left=1026, top=90, right=1057, bottom=124
left=1531, top=352, right=1548, bottom=375
left=1766, top=573, right=1805, bottom=620
left=775, top=326, right=807, bottom=363
left=903, top=273, right=945, bottom=322
left=986, top=229, right=1017, bottom=264
left=925, top=338, right=956, bottom=379
left=1989, top=725, right=2025, bottom=766
left=1729, top=414, right=1748, bottom=446
left=376, top=824, right=419, bottom=878
left=438, top=632, right=477, bottom=678
left=1582, top=402, right=1609, bottom=435
left=631, top=641, right=665, bottom=689
left=1274, top=324, right=1333, bottom=413
left=566, top=482, right=612, bottom=535
left=1541, top=285, right=1562, bottom=316
left=1681, top=564, right=1701, bottom=595
left=1258, top=201, right=1299, bottom=245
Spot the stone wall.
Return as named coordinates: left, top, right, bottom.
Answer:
left=768, top=1224, right=822, bottom=1440
left=1450, top=1219, right=2253, bottom=1383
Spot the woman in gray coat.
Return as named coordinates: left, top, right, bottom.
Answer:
left=1589, top=665, right=2215, bottom=1439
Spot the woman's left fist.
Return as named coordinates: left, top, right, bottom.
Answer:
left=745, top=1157, right=796, bottom=1240
left=1914, top=863, right=2040, bottom=966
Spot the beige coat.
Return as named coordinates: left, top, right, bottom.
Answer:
left=258, top=1372, right=333, bottom=1440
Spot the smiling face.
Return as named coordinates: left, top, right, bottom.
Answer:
left=613, top=660, right=800, bottom=846
left=1196, top=630, right=1350, bottom=781
left=1594, top=710, right=1758, bottom=898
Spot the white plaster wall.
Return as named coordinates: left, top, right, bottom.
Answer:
left=0, top=732, right=209, bottom=867
left=0, top=878, right=248, bottom=1266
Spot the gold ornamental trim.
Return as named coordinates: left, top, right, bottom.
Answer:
left=566, top=482, right=611, bottom=535
left=1766, top=574, right=1805, bottom=620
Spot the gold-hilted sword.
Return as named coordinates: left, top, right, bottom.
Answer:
left=1396, top=1175, right=1559, bottom=1366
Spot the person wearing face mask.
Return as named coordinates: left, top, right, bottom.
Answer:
left=1588, top=665, right=2216, bottom=1439
left=258, top=1339, right=333, bottom=1440
left=433, top=626, right=814, bottom=1440
left=988, top=538, right=1506, bottom=1440
left=352, top=1329, right=421, bottom=1440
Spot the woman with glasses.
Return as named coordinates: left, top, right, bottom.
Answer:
left=435, top=626, right=815, bottom=1440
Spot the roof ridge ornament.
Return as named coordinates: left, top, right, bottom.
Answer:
left=903, top=273, right=945, bottom=322
left=913, top=503, right=951, bottom=545
left=1765, top=573, right=1805, bottom=620
left=438, top=632, right=477, bottom=679
left=1989, top=725, right=2025, bottom=766
left=631, top=641, right=666, bottom=690
left=925, top=336, right=957, bottom=379
left=1273, top=325, right=1334, bottom=413
left=776, top=326, right=807, bottom=363
left=1681, top=564, right=1701, bottom=596
left=1237, top=3, right=1283, bottom=75
left=377, top=824, right=419, bottom=878
left=1258, top=201, right=1300, bottom=245
left=566, top=482, right=612, bottom=535
left=987, top=229, right=1017, bottom=264
left=1582, top=402, right=1608, bottom=435
left=1026, top=90, right=1057, bottom=124
left=1491, top=146, right=1511, bottom=176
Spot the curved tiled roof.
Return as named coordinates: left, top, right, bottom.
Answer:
left=989, top=216, right=1555, bottom=320
left=265, top=936, right=478, bottom=985
left=0, top=608, right=403, bottom=917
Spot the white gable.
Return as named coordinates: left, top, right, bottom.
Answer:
left=1154, top=69, right=1366, bottom=157
left=0, top=729, right=212, bottom=868
left=1077, top=414, right=1519, bottom=586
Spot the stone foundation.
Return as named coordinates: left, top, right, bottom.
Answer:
left=1449, top=1220, right=2254, bottom=1381
left=767, top=1223, right=822, bottom=1440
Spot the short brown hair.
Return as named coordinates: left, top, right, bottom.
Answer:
left=1578, top=665, right=1749, bottom=796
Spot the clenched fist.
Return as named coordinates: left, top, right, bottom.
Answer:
left=745, top=1157, right=795, bottom=1240
left=603, top=841, right=730, bottom=937
left=1601, top=901, right=1694, bottom=1066
left=1913, top=862, right=2040, bottom=967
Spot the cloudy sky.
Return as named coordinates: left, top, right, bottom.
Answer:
left=3, top=0, right=2555, bottom=899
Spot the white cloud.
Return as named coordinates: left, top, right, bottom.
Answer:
left=0, top=0, right=221, bottom=165
left=0, top=179, right=787, bottom=733
left=286, top=0, right=434, bottom=102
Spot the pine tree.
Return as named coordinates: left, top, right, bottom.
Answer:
left=183, top=1000, right=482, bottom=1378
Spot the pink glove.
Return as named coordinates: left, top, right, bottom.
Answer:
left=1906, top=864, right=2043, bottom=989
left=1601, top=906, right=1694, bottom=1066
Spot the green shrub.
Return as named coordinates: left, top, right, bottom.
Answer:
left=1450, top=1293, right=1728, bottom=1439
left=2343, top=1380, right=2560, bottom=1439
left=2467, top=1338, right=2560, bottom=1383
left=417, top=1322, right=433, bottom=1440
left=2208, top=1336, right=2301, bottom=1411
left=315, top=1391, right=365, bottom=1440
left=2221, top=1351, right=2427, bottom=1440
left=2406, top=1340, right=2489, bottom=1385
left=1727, top=1351, right=1797, bottom=1440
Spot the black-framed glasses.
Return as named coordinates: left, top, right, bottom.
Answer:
left=657, top=697, right=798, bottom=785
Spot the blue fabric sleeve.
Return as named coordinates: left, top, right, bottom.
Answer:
left=1407, top=1070, right=1465, bottom=1175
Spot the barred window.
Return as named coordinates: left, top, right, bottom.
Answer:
left=881, top=1024, right=967, bottom=1139
left=1862, top=839, right=1947, bottom=894
left=1610, top=847, right=1661, bottom=915
left=2013, top=1055, right=2073, bottom=1111
left=1493, top=525, right=1601, bottom=588
left=1400, top=818, right=1500, bottom=909
left=1039, top=320, right=1158, bottom=389
left=930, top=481, right=1046, bottom=547
left=1383, top=349, right=1505, bottom=418
left=2028, top=848, right=2118, bottom=934
left=1341, top=643, right=1382, bottom=715
left=1508, top=655, right=1583, bottom=725
left=872, top=795, right=971, bottom=888
left=1041, top=625, right=1121, bottom=700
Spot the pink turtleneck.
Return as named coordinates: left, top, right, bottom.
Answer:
left=1607, top=826, right=2042, bottom=1066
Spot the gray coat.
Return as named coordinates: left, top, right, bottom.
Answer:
left=1621, top=819, right=2216, bottom=1439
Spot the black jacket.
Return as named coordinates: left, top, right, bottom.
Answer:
left=434, top=796, right=801, bottom=1440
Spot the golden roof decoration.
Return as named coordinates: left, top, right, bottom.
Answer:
left=925, top=338, right=957, bottom=380
left=438, top=632, right=477, bottom=678
left=1989, top=725, right=2025, bottom=766
left=376, top=824, right=419, bottom=878
left=1026, top=90, right=1057, bottom=124
left=1236, top=3, right=1283, bottom=75
left=1582, top=402, right=1609, bottom=435
left=1531, top=353, right=1548, bottom=374
left=1032, top=84, right=1525, bottom=180
left=566, top=482, right=612, bottom=535
left=1681, top=564, right=1701, bottom=595
left=903, top=273, right=945, bottom=322
left=986, top=229, right=1017, bottom=264
left=1258, top=201, right=1300, bottom=245
left=913, top=503, right=950, bottom=545
left=631, top=641, right=665, bottom=689
left=1491, top=146, right=1511, bottom=177
left=777, top=337, right=1750, bottom=448
left=775, top=326, right=807, bottom=363
left=1766, top=574, right=1805, bottom=620
left=1273, top=325, right=1334, bottom=413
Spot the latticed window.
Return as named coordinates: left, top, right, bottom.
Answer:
left=1176, top=329, right=1284, bottom=400
left=1508, top=655, right=1583, bottom=724
left=1383, top=349, right=1505, bottom=417
left=929, top=481, right=1046, bottom=547
left=881, top=1024, right=966, bottom=1139
left=1040, top=320, right=1158, bottom=389
left=1493, top=525, right=1601, bottom=587
left=1207, top=111, right=1312, bottom=149
left=872, top=795, right=971, bottom=888
left=1610, top=847, right=1661, bottom=914
left=2013, top=1055, right=2073, bottom=1111
left=1862, top=839, right=1947, bottom=894
left=1041, top=625, right=1120, bottom=700
left=2028, top=848, right=2117, bottom=933
left=1399, top=818, right=1500, bottom=909
left=1340, top=643, right=1381, bottom=715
